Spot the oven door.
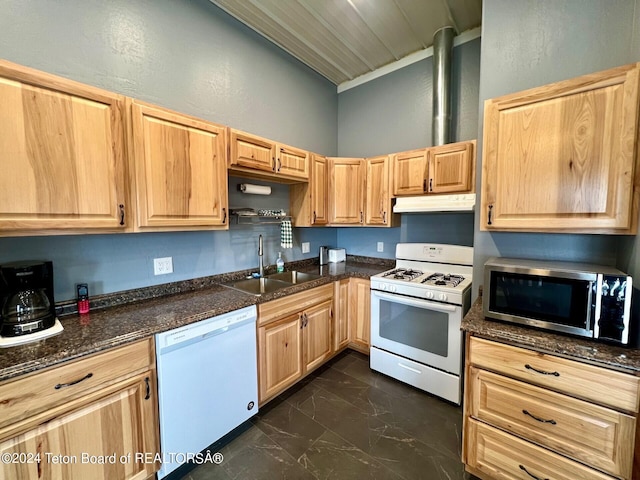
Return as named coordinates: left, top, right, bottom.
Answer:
left=371, top=289, right=462, bottom=375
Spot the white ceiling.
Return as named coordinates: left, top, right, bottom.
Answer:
left=210, top=0, right=482, bottom=87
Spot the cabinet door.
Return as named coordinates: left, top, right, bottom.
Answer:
left=328, top=158, right=364, bottom=224
left=427, top=142, right=474, bottom=194
left=365, top=155, right=391, bottom=225
left=0, top=373, right=158, bottom=480
left=131, top=101, right=228, bottom=230
left=311, top=155, right=329, bottom=225
left=333, top=280, right=350, bottom=351
left=303, top=299, right=333, bottom=372
left=482, top=63, right=640, bottom=233
left=258, top=314, right=303, bottom=403
left=392, top=149, right=428, bottom=196
left=0, top=60, right=129, bottom=234
left=277, top=144, right=309, bottom=180
left=229, top=129, right=276, bottom=173
left=349, top=278, right=371, bottom=352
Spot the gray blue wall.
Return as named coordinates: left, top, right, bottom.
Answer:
left=336, top=38, right=481, bottom=258
left=473, top=0, right=640, bottom=298
left=0, top=0, right=338, bottom=300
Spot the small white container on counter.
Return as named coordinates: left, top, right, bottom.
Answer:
left=328, top=248, right=346, bottom=263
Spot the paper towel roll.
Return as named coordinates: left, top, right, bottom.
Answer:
left=239, top=184, right=272, bottom=195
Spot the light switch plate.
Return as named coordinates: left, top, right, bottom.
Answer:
left=377, top=242, right=384, bottom=252
left=154, top=257, right=173, bottom=275
left=302, top=242, right=310, bottom=254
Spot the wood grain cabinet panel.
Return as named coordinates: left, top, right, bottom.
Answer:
left=258, top=314, right=304, bottom=402
left=466, top=419, right=615, bottom=480
left=427, top=142, right=474, bottom=194
left=229, top=129, right=309, bottom=181
left=364, top=155, right=398, bottom=226
left=303, top=299, right=333, bottom=372
left=0, top=60, right=130, bottom=235
left=469, top=367, right=635, bottom=478
left=291, top=154, right=328, bottom=226
left=0, top=373, right=158, bottom=480
left=392, top=148, right=429, bottom=196
left=349, top=278, right=370, bottom=353
left=328, top=157, right=364, bottom=224
left=130, top=101, right=228, bottom=231
left=333, top=279, right=350, bottom=352
left=481, top=62, right=640, bottom=233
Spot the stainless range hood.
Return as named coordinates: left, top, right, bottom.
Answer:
left=393, top=194, right=476, bottom=213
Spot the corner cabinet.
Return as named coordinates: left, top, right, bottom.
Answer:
left=229, top=129, right=309, bottom=182
left=0, top=60, right=130, bottom=236
left=328, top=157, right=365, bottom=224
left=0, top=339, right=159, bottom=480
left=481, top=62, right=640, bottom=234
left=365, top=155, right=399, bottom=226
left=130, top=100, right=229, bottom=231
left=257, top=284, right=333, bottom=404
left=462, top=336, right=640, bottom=480
left=348, top=278, right=371, bottom=354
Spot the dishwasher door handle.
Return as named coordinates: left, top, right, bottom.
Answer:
left=202, top=326, right=230, bottom=340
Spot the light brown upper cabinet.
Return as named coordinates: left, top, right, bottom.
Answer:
left=482, top=63, right=640, bottom=233
left=365, top=155, right=399, bottom=226
left=0, top=60, right=130, bottom=236
left=229, top=129, right=309, bottom=182
left=428, top=141, right=475, bottom=194
left=392, top=148, right=429, bottom=196
left=291, top=154, right=328, bottom=226
left=392, top=141, right=475, bottom=197
left=130, top=100, right=228, bottom=231
left=328, top=157, right=365, bottom=224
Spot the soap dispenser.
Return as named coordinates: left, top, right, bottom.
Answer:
left=276, top=252, right=285, bottom=273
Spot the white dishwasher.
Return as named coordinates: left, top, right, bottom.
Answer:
left=155, top=305, right=258, bottom=479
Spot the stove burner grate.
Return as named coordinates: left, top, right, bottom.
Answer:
left=383, top=268, right=423, bottom=281
left=422, top=273, right=465, bottom=287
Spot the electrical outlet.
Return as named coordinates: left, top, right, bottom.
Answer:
left=301, top=242, right=310, bottom=254
left=154, top=257, right=173, bottom=275
left=377, top=242, right=384, bottom=252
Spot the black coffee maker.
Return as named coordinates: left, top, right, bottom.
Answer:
left=0, top=261, right=56, bottom=337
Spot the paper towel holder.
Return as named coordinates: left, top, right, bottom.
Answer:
left=238, top=183, right=272, bottom=195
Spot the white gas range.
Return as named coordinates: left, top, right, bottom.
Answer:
left=370, top=243, right=473, bottom=405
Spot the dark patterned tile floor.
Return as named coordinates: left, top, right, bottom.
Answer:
left=179, top=350, right=479, bottom=480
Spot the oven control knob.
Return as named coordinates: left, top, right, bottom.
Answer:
left=426, top=291, right=434, bottom=299
left=439, top=293, right=447, bottom=302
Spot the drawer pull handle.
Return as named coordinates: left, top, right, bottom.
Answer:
left=522, top=409, right=557, bottom=425
left=524, top=364, right=559, bottom=377
left=55, top=372, right=93, bottom=389
left=519, top=464, right=548, bottom=480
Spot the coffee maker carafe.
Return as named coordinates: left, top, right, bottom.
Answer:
left=0, top=261, right=56, bottom=337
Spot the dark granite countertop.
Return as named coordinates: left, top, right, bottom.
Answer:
left=0, top=258, right=391, bottom=383
left=462, top=296, right=640, bottom=375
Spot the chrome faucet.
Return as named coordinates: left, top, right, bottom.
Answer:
left=258, top=234, right=265, bottom=277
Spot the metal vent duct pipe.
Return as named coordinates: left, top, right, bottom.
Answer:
left=432, top=26, right=455, bottom=146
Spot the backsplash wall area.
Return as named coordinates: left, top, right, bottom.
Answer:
left=0, top=177, right=337, bottom=301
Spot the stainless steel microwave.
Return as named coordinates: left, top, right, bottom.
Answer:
left=484, top=257, right=633, bottom=345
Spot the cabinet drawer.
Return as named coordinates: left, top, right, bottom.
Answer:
left=258, top=284, right=333, bottom=326
left=466, top=419, right=616, bottom=480
left=469, top=337, right=640, bottom=412
left=469, top=367, right=635, bottom=478
left=0, top=338, right=153, bottom=432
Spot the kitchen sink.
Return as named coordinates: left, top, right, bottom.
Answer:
left=223, top=277, right=293, bottom=296
left=266, top=270, right=322, bottom=284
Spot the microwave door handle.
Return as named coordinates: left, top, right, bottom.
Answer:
left=373, top=291, right=457, bottom=313
left=593, top=275, right=603, bottom=339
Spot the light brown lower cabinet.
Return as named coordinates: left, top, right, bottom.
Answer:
left=258, top=285, right=333, bottom=404
left=333, top=279, right=350, bottom=351
left=463, top=335, right=639, bottom=480
left=0, top=339, right=159, bottom=480
left=348, top=278, right=371, bottom=353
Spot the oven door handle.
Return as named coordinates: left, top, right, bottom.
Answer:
left=373, top=291, right=457, bottom=313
